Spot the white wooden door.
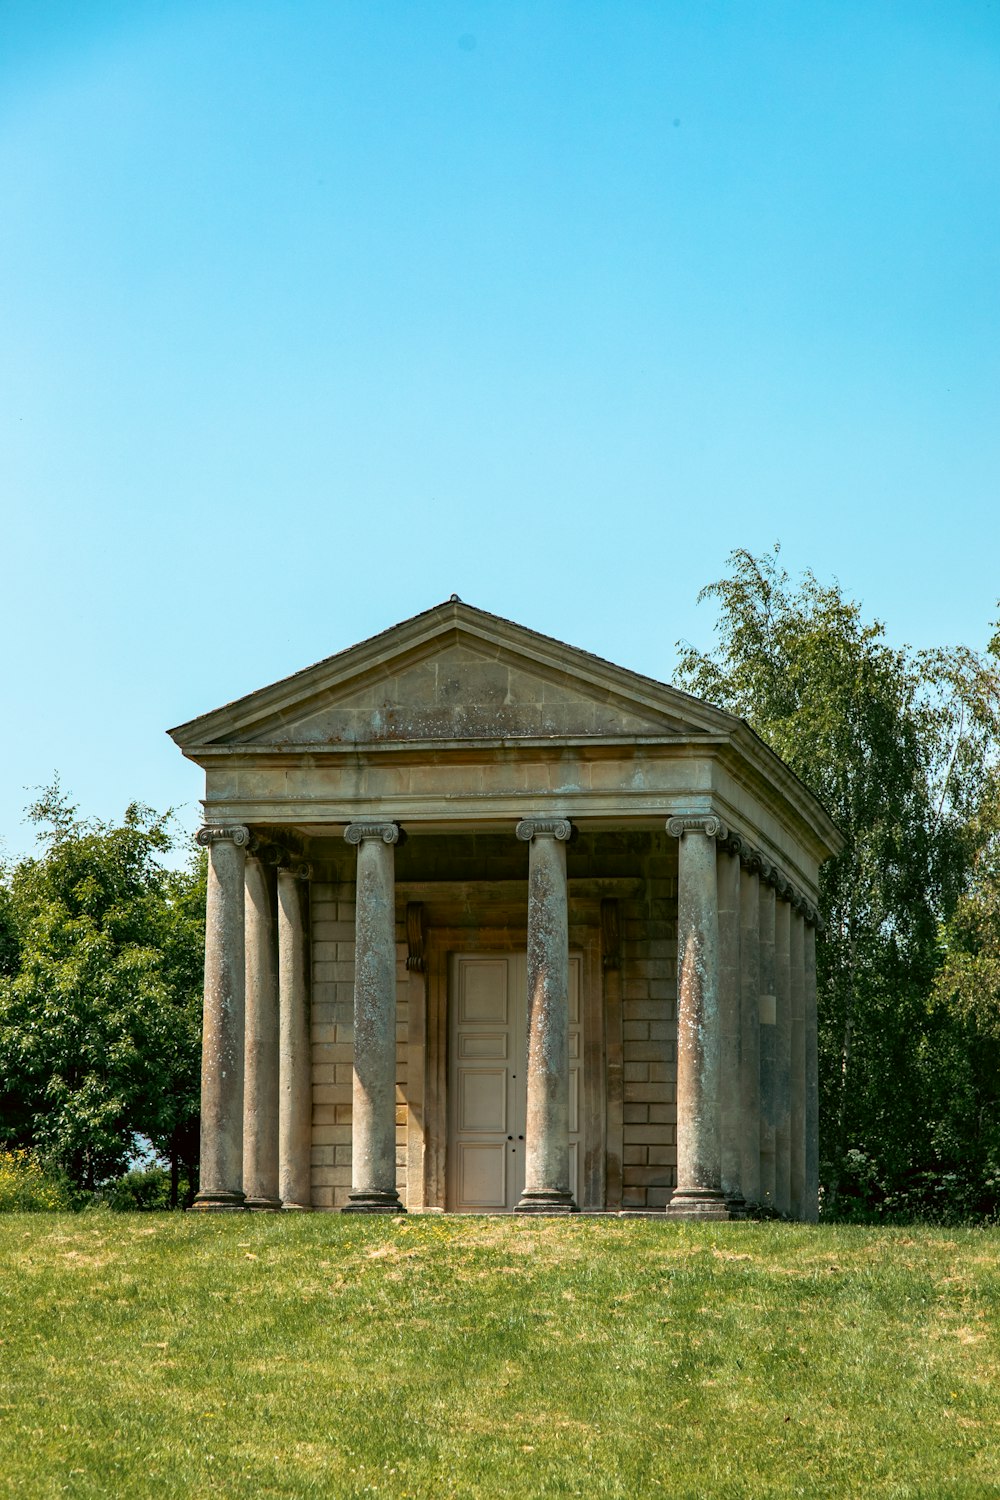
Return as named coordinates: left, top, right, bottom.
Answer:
left=448, top=953, right=581, bottom=1212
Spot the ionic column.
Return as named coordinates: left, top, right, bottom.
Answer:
left=243, top=850, right=280, bottom=1210
left=278, top=862, right=312, bottom=1210
left=718, top=837, right=743, bottom=1209
left=804, top=918, right=820, bottom=1222
left=665, top=815, right=730, bottom=1219
left=514, top=817, right=576, bottom=1214
left=774, top=890, right=792, bottom=1217
left=193, top=824, right=250, bottom=1211
left=758, top=879, right=777, bottom=1208
left=789, top=903, right=806, bottom=1220
left=342, top=822, right=405, bottom=1214
left=738, top=855, right=762, bottom=1206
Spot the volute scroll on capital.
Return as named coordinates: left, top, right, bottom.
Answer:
left=665, top=814, right=727, bottom=842
left=515, top=817, right=573, bottom=843
left=344, top=821, right=400, bottom=846
left=196, top=824, right=250, bottom=848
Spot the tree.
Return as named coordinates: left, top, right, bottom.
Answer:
left=0, top=782, right=204, bottom=1201
left=676, top=547, right=986, bottom=1216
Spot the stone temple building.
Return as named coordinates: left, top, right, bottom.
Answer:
left=169, top=599, right=841, bottom=1218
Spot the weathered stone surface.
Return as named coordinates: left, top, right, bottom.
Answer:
left=278, top=865, right=312, bottom=1209
left=773, top=896, right=792, bottom=1218
left=738, top=864, right=762, bottom=1206
left=515, top=818, right=576, bottom=1214
left=758, top=881, right=777, bottom=1210
left=192, top=826, right=249, bottom=1211
left=789, top=907, right=806, bottom=1221
left=717, top=844, right=742, bottom=1207
left=244, top=854, right=280, bottom=1210
left=342, top=823, right=405, bottom=1214
left=170, top=603, right=841, bottom=1220
left=665, top=816, right=729, bottom=1220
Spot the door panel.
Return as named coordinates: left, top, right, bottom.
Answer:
left=448, top=953, right=583, bottom=1212
left=458, top=1068, right=507, bottom=1132
left=455, top=1143, right=508, bottom=1208
left=458, top=960, right=509, bottom=1024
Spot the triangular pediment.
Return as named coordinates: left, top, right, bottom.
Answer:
left=169, top=601, right=736, bottom=750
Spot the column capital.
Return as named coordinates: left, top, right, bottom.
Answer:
left=344, top=821, right=400, bottom=846
left=515, top=817, right=573, bottom=842
left=197, top=824, right=250, bottom=848
left=666, top=814, right=727, bottom=841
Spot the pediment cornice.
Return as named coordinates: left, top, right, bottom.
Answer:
left=169, top=599, right=737, bottom=748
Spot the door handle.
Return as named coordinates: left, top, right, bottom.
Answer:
left=518, top=1135, right=524, bottom=1141
left=507, top=1135, right=513, bottom=1141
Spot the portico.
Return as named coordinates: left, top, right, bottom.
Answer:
left=170, top=600, right=840, bottom=1217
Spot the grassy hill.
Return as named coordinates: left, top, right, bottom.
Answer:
left=1, top=1215, right=998, bottom=1498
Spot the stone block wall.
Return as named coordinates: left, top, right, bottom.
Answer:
left=308, top=831, right=679, bottom=1211
left=308, top=874, right=410, bottom=1210
left=618, top=840, right=678, bottom=1209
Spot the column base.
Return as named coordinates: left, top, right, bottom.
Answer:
left=190, top=1190, right=247, bottom=1212
left=244, top=1196, right=282, bottom=1211
left=515, top=1190, right=578, bottom=1215
left=279, top=1201, right=313, bottom=1212
left=665, top=1188, right=732, bottom=1221
left=341, top=1191, right=406, bottom=1214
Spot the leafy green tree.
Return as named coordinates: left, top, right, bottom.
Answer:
left=924, top=626, right=1000, bottom=1207
left=676, top=547, right=983, bottom=1215
left=0, top=782, right=204, bottom=1201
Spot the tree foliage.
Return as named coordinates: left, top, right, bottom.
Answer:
left=677, top=547, right=1000, bottom=1217
left=0, top=782, right=204, bottom=1200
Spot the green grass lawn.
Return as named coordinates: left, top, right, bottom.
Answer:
left=1, top=1215, right=999, bottom=1499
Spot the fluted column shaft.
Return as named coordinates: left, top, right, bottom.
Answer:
left=193, top=825, right=249, bottom=1210
left=343, top=822, right=404, bottom=1213
left=515, top=817, right=576, bottom=1214
left=278, top=864, right=312, bottom=1210
left=244, top=853, right=280, bottom=1209
left=665, top=815, right=729, bottom=1219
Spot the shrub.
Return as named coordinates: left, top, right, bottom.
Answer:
left=0, top=1149, right=73, bottom=1211
left=102, top=1164, right=173, bottom=1212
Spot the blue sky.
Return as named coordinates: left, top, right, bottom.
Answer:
left=2, top=1, right=998, bottom=860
